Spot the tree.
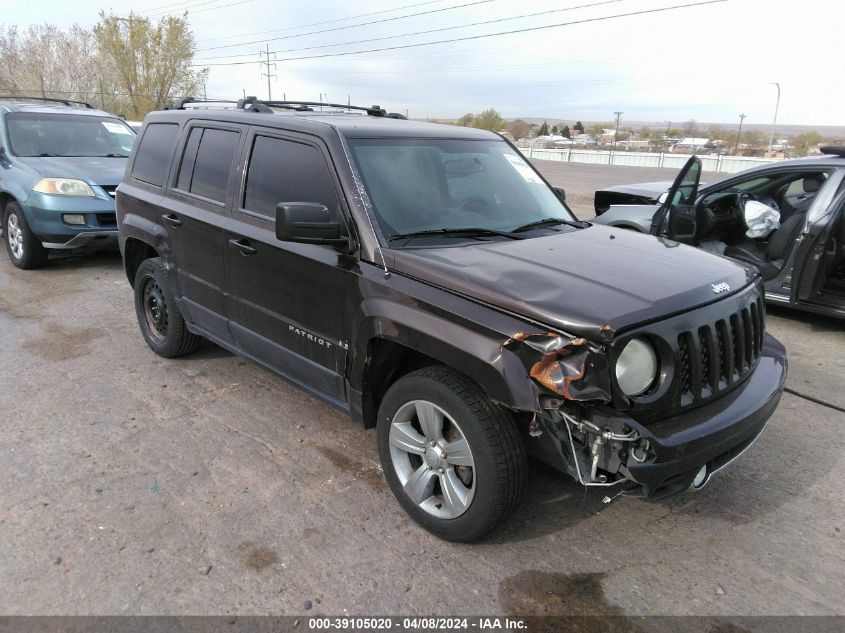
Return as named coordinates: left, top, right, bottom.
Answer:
left=791, top=131, right=825, bottom=156
left=507, top=118, right=530, bottom=141
left=94, top=12, right=207, bottom=118
left=537, top=121, right=549, bottom=136
left=456, top=113, right=475, bottom=127
left=561, top=125, right=571, bottom=138
left=573, top=120, right=584, bottom=133
left=551, top=124, right=559, bottom=135
left=0, top=24, right=101, bottom=107
left=682, top=119, right=698, bottom=136
left=587, top=123, right=607, bottom=139
left=472, top=107, right=505, bottom=132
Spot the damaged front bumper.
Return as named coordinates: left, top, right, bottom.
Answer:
left=534, top=334, right=787, bottom=499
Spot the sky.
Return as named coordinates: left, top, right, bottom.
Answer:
left=4, top=0, right=843, bottom=127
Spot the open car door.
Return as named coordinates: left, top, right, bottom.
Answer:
left=649, top=155, right=702, bottom=244
left=790, top=189, right=845, bottom=303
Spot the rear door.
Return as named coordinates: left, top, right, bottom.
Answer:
left=161, top=122, right=243, bottom=342
left=223, top=128, right=355, bottom=405
left=650, top=155, right=702, bottom=243
left=791, top=188, right=845, bottom=303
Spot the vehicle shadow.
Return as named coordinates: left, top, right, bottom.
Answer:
left=484, top=461, right=612, bottom=544
left=766, top=304, right=842, bottom=333
left=43, top=244, right=123, bottom=270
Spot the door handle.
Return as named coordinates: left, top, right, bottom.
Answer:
left=228, top=238, right=257, bottom=256
left=162, top=213, right=182, bottom=227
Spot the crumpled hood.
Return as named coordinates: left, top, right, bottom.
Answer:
left=17, top=156, right=127, bottom=186
left=389, top=224, right=758, bottom=340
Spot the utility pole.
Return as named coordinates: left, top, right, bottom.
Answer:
left=767, top=82, right=780, bottom=158
left=610, top=111, right=623, bottom=163
left=99, top=78, right=106, bottom=110
left=733, top=113, right=746, bottom=156
left=259, top=43, right=276, bottom=100
left=40, top=75, right=46, bottom=99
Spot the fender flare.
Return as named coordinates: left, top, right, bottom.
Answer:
left=349, top=297, right=537, bottom=413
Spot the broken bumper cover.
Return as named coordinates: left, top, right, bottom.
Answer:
left=599, top=334, right=787, bottom=499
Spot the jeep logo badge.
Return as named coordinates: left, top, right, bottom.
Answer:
left=711, top=282, right=731, bottom=294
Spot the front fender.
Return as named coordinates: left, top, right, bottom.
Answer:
left=350, top=295, right=536, bottom=411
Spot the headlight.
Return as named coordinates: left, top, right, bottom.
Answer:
left=32, top=178, right=95, bottom=197
left=615, top=338, right=658, bottom=396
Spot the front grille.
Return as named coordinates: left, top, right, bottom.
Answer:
left=96, top=213, right=117, bottom=226
left=676, top=295, right=765, bottom=408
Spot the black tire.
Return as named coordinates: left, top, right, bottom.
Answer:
left=133, top=257, right=201, bottom=358
left=4, top=202, right=48, bottom=269
left=377, top=366, right=525, bottom=542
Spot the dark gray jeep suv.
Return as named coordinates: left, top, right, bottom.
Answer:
left=117, top=98, right=787, bottom=541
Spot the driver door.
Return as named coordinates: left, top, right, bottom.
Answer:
left=650, top=156, right=702, bottom=244
left=790, top=189, right=845, bottom=304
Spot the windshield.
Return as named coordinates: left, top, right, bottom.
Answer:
left=5, top=112, right=136, bottom=157
left=347, top=138, right=575, bottom=243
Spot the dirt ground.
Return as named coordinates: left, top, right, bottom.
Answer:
left=0, top=163, right=843, bottom=618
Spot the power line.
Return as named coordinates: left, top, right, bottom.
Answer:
left=195, top=0, right=627, bottom=62
left=193, top=0, right=729, bottom=67
left=198, top=0, right=448, bottom=44
left=146, top=0, right=255, bottom=18
left=195, top=0, right=496, bottom=52
left=139, top=0, right=223, bottom=14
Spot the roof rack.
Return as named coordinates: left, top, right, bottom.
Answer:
left=165, top=95, right=407, bottom=119
left=819, top=146, right=845, bottom=157
left=0, top=95, right=93, bottom=108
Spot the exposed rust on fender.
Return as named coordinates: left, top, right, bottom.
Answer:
left=502, top=332, right=611, bottom=402
left=529, top=349, right=587, bottom=400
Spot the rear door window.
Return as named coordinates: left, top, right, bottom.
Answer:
left=176, top=126, right=240, bottom=204
left=132, top=123, right=179, bottom=187
left=242, top=135, right=340, bottom=219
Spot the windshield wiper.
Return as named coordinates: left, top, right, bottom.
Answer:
left=512, top=217, right=588, bottom=232
left=101, top=153, right=129, bottom=158
left=388, top=227, right=527, bottom=243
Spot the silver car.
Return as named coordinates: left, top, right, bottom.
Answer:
left=591, top=150, right=845, bottom=319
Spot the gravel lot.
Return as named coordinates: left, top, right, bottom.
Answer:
left=1, top=163, right=843, bottom=619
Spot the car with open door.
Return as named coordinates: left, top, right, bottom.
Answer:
left=593, top=149, right=845, bottom=319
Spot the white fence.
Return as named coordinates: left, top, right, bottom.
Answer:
left=519, top=147, right=780, bottom=174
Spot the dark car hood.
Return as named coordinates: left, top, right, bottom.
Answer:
left=17, top=156, right=127, bottom=186
left=389, top=224, right=757, bottom=340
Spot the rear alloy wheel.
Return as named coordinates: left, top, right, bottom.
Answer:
left=377, top=366, right=525, bottom=542
left=133, top=257, right=201, bottom=358
left=4, top=202, right=48, bottom=269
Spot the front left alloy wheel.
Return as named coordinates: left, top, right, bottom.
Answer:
left=377, top=366, right=525, bottom=542
left=4, top=202, right=48, bottom=269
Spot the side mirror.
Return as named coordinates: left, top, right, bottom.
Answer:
left=275, top=202, right=350, bottom=248
left=553, top=186, right=566, bottom=202
left=657, top=191, right=669, bottom=204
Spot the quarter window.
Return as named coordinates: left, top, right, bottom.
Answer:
left=243, top=135, right=339, bottom=218
left=176, top=126, right=240, bottom=203
left=132, top=123, right=178, bottom=187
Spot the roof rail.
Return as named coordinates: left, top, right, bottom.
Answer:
left=163, top=97, right=244, bottom=110
left=0, top=95, right=93, bottom=108
left=164, top=96, right=408, bottom=119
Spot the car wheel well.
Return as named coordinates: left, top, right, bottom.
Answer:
left=361, top=339, right=444, bottom=429
left=0, top=192, right=16, bottom=215
left=124, top=238, right=160, bottom=287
